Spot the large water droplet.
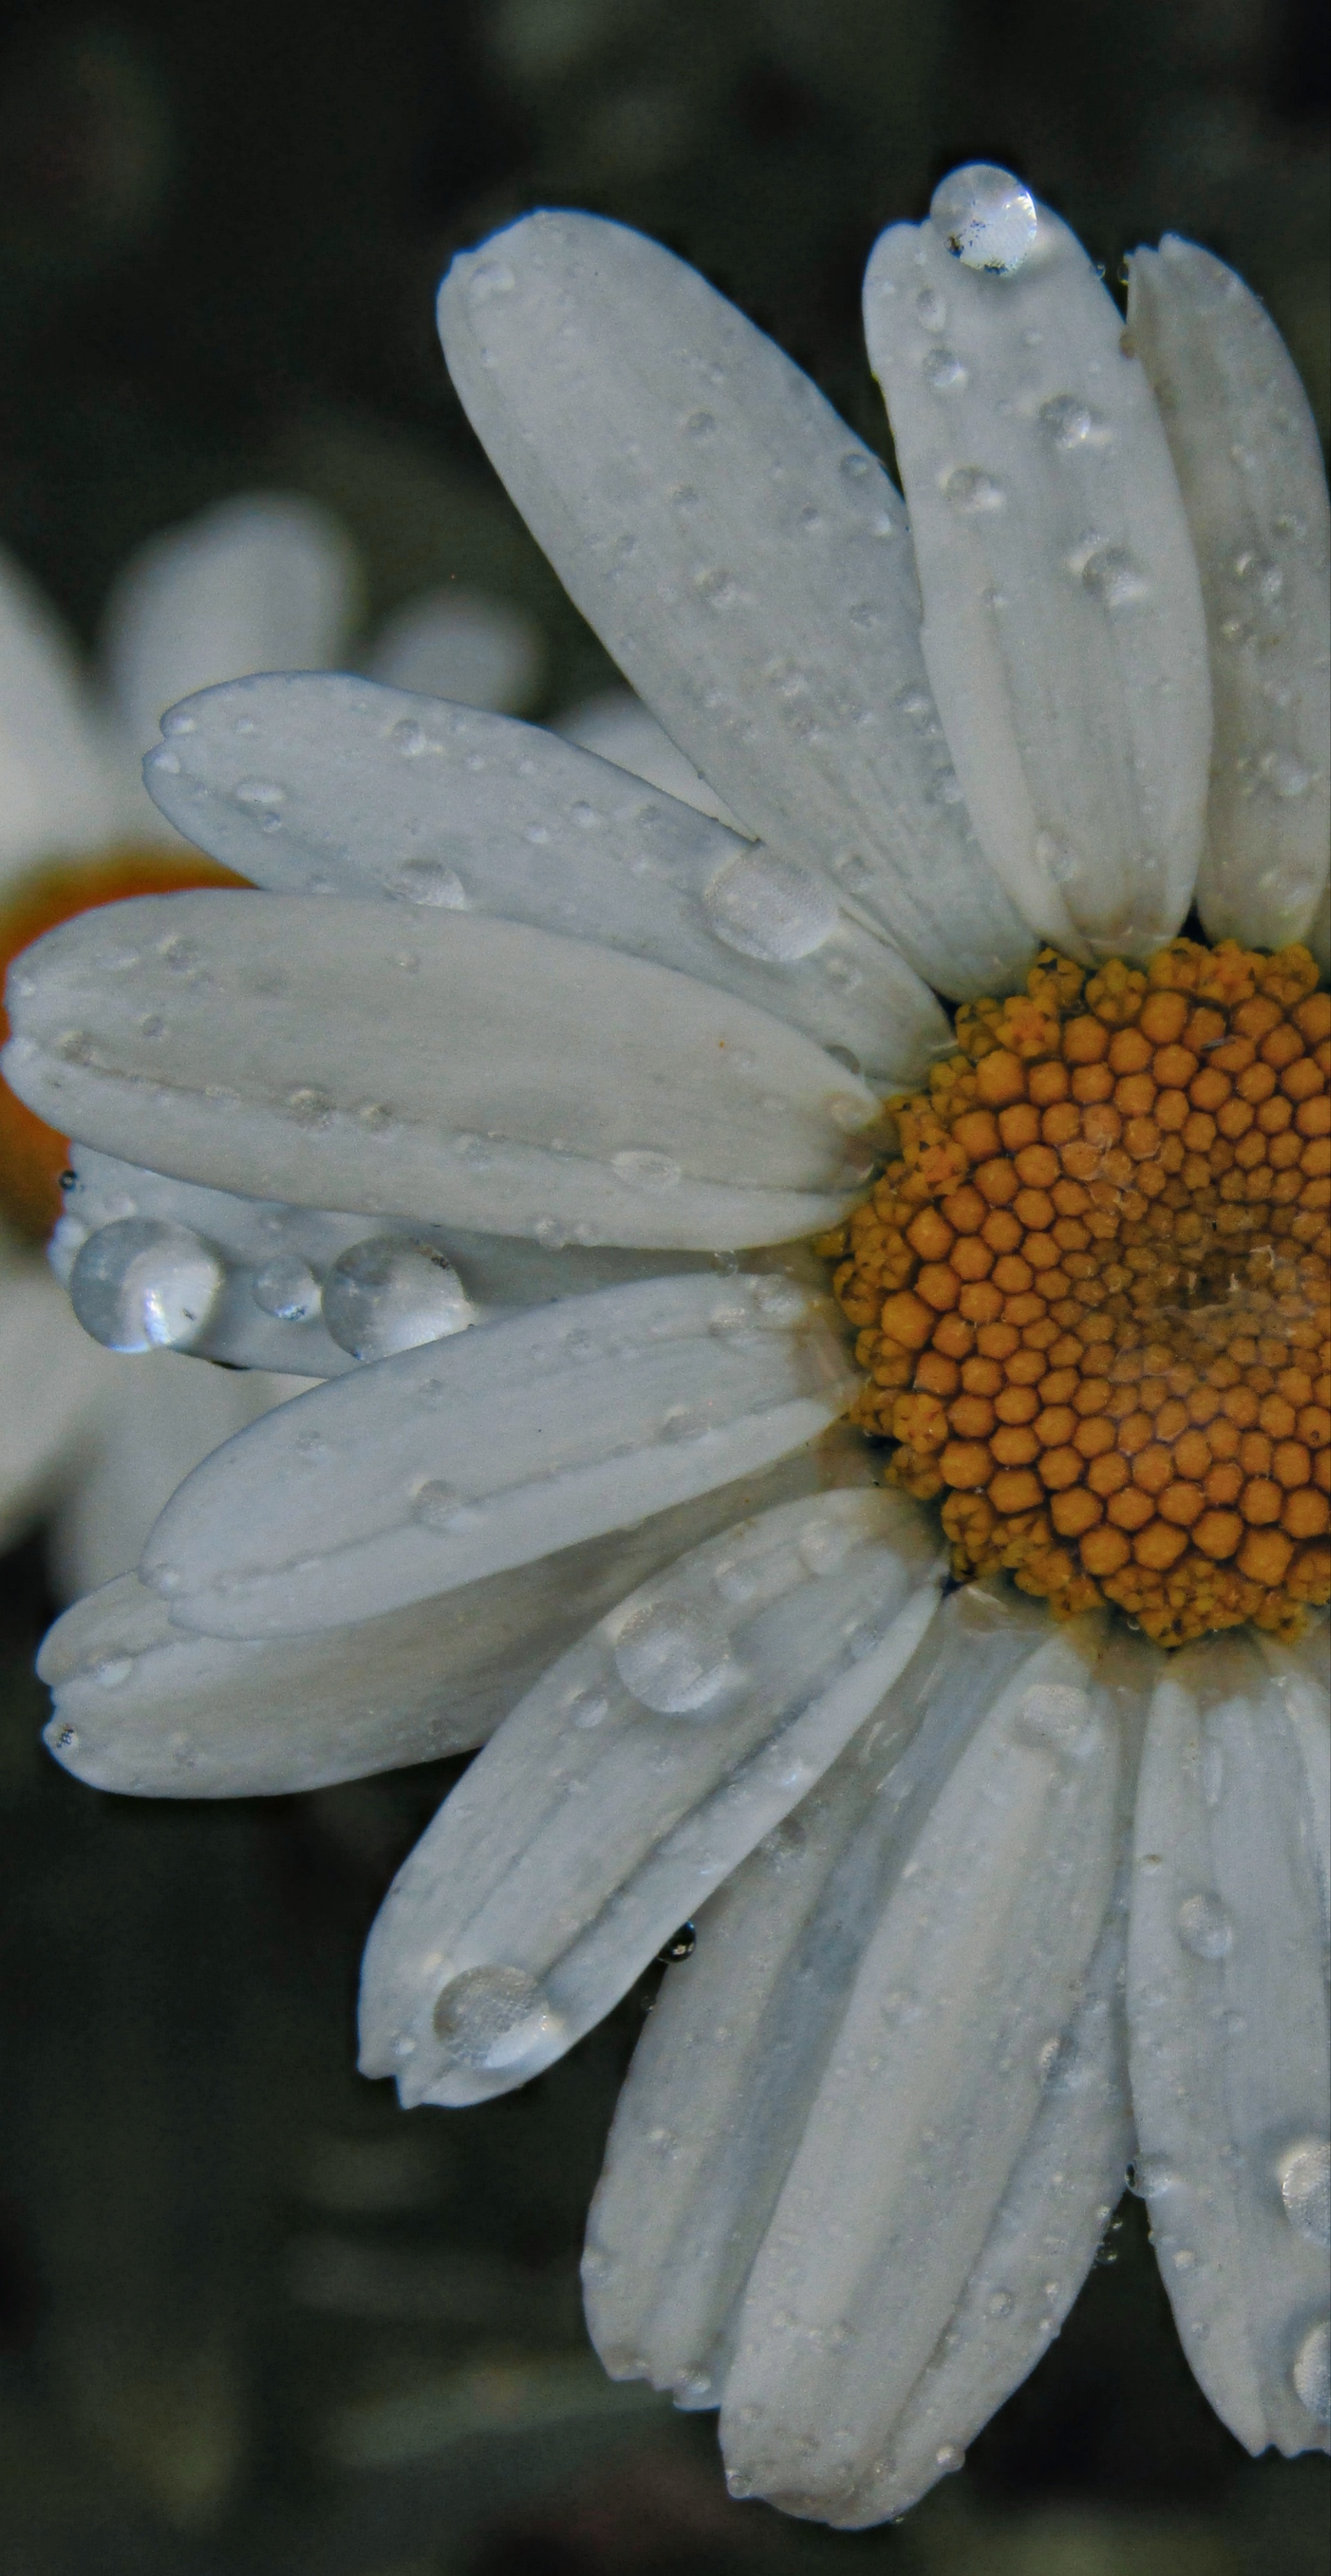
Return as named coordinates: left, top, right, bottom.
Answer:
left=252, top=1253, right=321, bottom=1322
left=1176, top=1891, right=1233, bottom=1960
left=702, top=849, right=837, bottom=963
left=69, top=1219, right=225, bottom=1353
left=612, top=1601, right=733, bottom=1715
left=1278, top=2139, right=1330, bottom=2249
left=1292, top=2317, right=1330, bottom=2427
left=431, top=1965, right=555, bottom=2071
left=930, top=164, right=1038, bottom=275
left=322, top=1237, right=473, bottom=1361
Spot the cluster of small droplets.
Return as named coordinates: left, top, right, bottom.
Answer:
left=819, top=941, right=1330, bottom=1648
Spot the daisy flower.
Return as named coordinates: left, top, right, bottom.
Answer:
left=0, top=497, right=543, bottom=1592
left=6, top=164, right=1328, bottom=2524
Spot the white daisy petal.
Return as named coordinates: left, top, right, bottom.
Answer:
left=711, top=1610, right=1124, bottom=2525
left=100, top=494, right=358, bottom=769
left=356, top=1488, right=943, bottom=2107
left=437, top=212, right=1035, bottom=1002
left=863, top=185, right=1211, bottom=961
left=1126, top=238, right=1331, bottom=957
left=138, top=1274, right=861, bottom=1638
left=47, top=1350, right=306, bottom=1602
left=40, top=1439, right=856, bottom=1796
left=51, top=1145, right=733, bottom=1377
left=3, top=894, right=882, bottom=1252
left=0, top=547, right=124, bottom=891
left=139, top=672, right=948, bottom=1085
left=1307, top=875, right=1330, bottom=980
left=1127, top=1641, right=1331, bottom=2459
left=586, top=1602, right=1140, bottom=2516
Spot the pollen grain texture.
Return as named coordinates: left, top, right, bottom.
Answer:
left=821, top=941, right=1331, bottom=1648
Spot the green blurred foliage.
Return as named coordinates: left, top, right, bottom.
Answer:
left=0, top=1, right=1327, bottom=2569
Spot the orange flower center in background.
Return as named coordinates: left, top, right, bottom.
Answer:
left=0, top=850, right=247, bottom=1241
left=821, top=939, right=1330, bottom=1648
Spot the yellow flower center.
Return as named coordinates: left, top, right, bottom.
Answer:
left=820, top=939, right=1330, bottom=1648
left=0, top=849, right=247, bottom=1241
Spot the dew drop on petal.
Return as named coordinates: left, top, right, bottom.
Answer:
left=233, top=777, right=286, bottom=812
left=1079, top=545, right=1150, bottom=611
left=1040, top=394, right=1097, bottom=449
left=431, top=1965, right=555, bottom=2071
left=69, top=1218, right=225, bottom=1353
left=929, top=164, right=1038, bottom=274
left=1176, top=1891, right=1234, bottom=1960
left=609, top=1149, right=683, bottom=1192
left=944, top=467, right=1006, bottom=515
left=915, top=286, right=948, bottom=331
left=410, top=1480, right=464, bottom=1532
left=1278, top=2139, right=1330, bottom=2249
left=1292, top=2318, right=1330, bottom=2428
left=322, top=1238, right=473, bottom=1361
left=701, top=848, right=838, bottom=963
left=612, top=1601, right=733, bottom=1715
left=251, top=1253, right=322, bottom=1322
left=923, top=349, right=968, bottom=394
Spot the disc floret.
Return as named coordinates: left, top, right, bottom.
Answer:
left=821, top=940, right=1330, bottom=1648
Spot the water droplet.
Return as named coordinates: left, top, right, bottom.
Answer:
left=840, top=450, right=872, bottom=481
left=1078, top=544, right=1149, bottom=611
left=944, top=466, right=1006, bottom=514
left=930, top=164, right=1038, bottom=274
left=612, top=1601, right=733, bottom=1716
left=410, top=1479, right=465, bottom=1533
left=390, top=717, right=427, bottom=757
left=234, top=777, right=286, bottom=811
left=610, top=1149, right=683, bottom=1192
left=1200, top=1737, right=1225, bottom=1808
left=160, top=706, right=196, bottom=736
left=797, top=1517, right=856, bottom=1575
left=986, top=2288, right=1016, bottom=2318
left=431, top=1964, right=555, bottom=2071
left=69, top=1219, right=225, bottom=1354
left=683, top=409, right=717, bottom=440
left=702, top=848, right=838, bottom=963
left=1176, top=1891, right=1233, bottom=1960
left=1233, top=548, right=1284, bottom=602
left=1292, top=2318, right=1330, bottom=2427
left=923, top=348, right=968, bottom=394
left=1034, top=829, right=1085, bottom=890
left=391, top=858, right=467, bottom=907
left=1040, top=394, right=1102, bottom=449
left=566, top=1688, right=611, bottom=1731
left=285, top=1085, right=335, bottom=1129
left=915, top=286, right=948, bottom=331
left=1014, top=1682, right=1093, bottom=1752
left=322, top=1237, right=473, bottom=1361
left=252, top=1253, right=321, bottom=1323
left=94, top=1657, right=132, bottom=1689
left=1278, top=2139, right=1330, bottom=2249
left=934, top=2443, right=964, bottom=2471
left=1258, top=749, right=1312, bottom=800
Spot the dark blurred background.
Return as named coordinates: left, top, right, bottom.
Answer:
left=0, top=3, right=1328, bottom=2570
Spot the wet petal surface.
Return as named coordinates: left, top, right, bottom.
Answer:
left=4, top=892, right=881, bottom=1251
left=357, top=1488, right=942, bottom=2107
left=139, top=1273, right=860, bottom=1637
left=41, top=1443, right=855, bottom=1795
left=864, top=189, right=1210, bottom=961
left=1127, top=238, right=1330, bottom=959
left=438, top=212, right=1034, bottom=1002
left=1128, top=1635, right=1331, bottom=2458
left=142, top=675, right=946, bottom=1088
